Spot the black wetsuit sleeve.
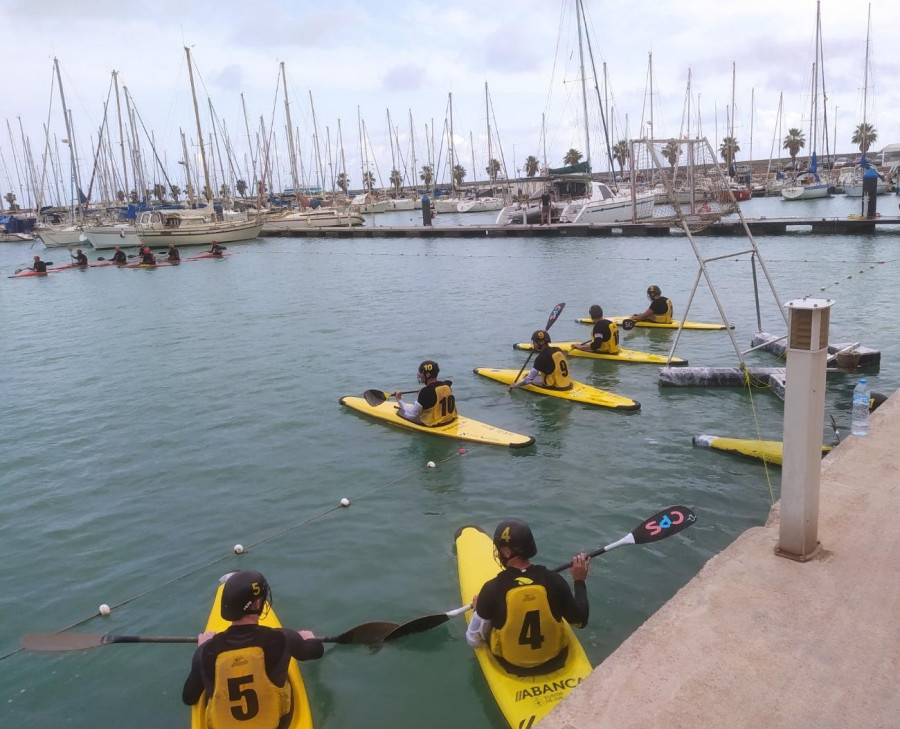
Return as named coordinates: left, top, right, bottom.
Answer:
left=534, top=350, right=554, bottom=375
left=416, top=384, right=438, bottom=409
left=182, top=645, right=206, bottom=705
left=284, top=630, right=325, bottom=661
left=590, top=321, right=610, bottom=351
left=650, top=298, right=669, bottom=316
left=548, top=571, right=589, bottom=628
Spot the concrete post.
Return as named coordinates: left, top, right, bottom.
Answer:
left=776, top=297, right=834, bottom=562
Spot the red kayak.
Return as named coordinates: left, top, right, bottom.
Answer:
left=11, top=269, right=56, bottom=278
left=184, top=252, right=233, bottom=261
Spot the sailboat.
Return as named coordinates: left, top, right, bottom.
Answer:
left=496, top=0, right=653, bottom=225
left=132, top=47, right=262, bottom=247
left=782, top=1, right=832, bottom=201
left=842, top=5, right=886, bottom=198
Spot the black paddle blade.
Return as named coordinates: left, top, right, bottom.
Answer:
left=545, top=302, right=566, bottom=330
left=325, top=621, right=399, bottom=645
left=622, top=318, right=635, bottom=330
left=382, top=614, right=451, bottom=641
left=362, top=389, right=389, bottom=407
left=631, top=505, right=696, bottom=544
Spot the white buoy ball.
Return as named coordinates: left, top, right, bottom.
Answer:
left=426, top=461, right=436, bottom=468
left=99, top=604, right=111, bottom=616
left=233, top=544, right=244, bottom=554
left=340, top=498, right=350, bottom=507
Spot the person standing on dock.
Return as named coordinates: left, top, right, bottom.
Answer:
left=182, top=570, right=324, bottom=724
left=111, top=246, right=127, bottom=265
left=395, top=360, right=457, bottom=426
left=165, top=243, right=181, bottom=262
left=513, top=330, right=572, bottom=390
left=540, top=189, right=552, bottom=225
left=466, top=519, right=590, bottom=675
left=631, top=285, right=673, bottom=324
left=572, top=305, right=620, bottom=354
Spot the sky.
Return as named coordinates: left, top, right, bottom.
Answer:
left=2, top=0, right=899, bottom=205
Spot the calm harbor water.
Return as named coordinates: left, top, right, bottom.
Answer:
left=2, top=194, right=898, bottom=728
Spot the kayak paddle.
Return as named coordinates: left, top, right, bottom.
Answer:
left=510, top=301, right=565, bottom=389
left=383, top=505, right=697, bottom=641
left=362, top=389, right=419, bottom=407
left=21, top=620, right=402, bottom=652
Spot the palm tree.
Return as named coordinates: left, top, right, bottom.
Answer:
left=452, top=164, right=466, bottom=187
left=564, top=148, right=583, bottom=166
left=485, top=158, right=501, bottom=181
left=362, top=170, right=375, bottom=193
left=116, top=190, right=125, bottom=203
left=420, top=165, right=433, bottom=188
left=719, top=137, right=740, bottom=171
left=235, top=179, right=247, bottom=197
left=612, top=140, right=630, bottom=177
left=336, top=172, right=349, bottom=194
left=219, top=183, right=230, bottom=198
left=524, top=155, right=539, bottom=177
left=782, top=128, right=805, bottom=166
left=852, top=123, right=877, bottom=154
left=389, top=169, right=403, bottom=193
left=662, top=140, right=681, bottom=170
left=4, top=192, right=18, bottom=210
left=169, top=185, right=181, bottom=202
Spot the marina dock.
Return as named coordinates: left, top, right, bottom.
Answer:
left=262, top=215, right=900, bottom=238
left=540, top=390, right=900, bottom=729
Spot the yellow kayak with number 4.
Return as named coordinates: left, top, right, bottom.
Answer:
left=513, top=341, right=688, bottom=366
left=455, top=525, right=593, bottom=729
left=473, top=367, right=639, bottom=411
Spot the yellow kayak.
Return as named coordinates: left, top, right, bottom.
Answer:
left=513, top=341, right=688, bottom=366
left=191, top=576, right=314, bottom=729
left=577, top=316, right=730, bottom=330
left=692, top=434, right=832, bottom=465
left=456, top=526, right=592, bottom=729
left=473, top=367, right=640, bottom=411
left=339, top=395, right=535, bottom=448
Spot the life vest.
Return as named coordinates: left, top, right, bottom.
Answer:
left=650, top=297, right=673, bottom=324
left=489, top=579, right=568, bottom=671
left=541, top=349, right=572, bottom=389
left=420, top=382, right=457, bottom=426
left=207, top=646, right=292, bottom=729
left=593, top=321, right=620, bottom=353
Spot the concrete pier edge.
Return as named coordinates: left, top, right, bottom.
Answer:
left=540, top=389, right=900, bottom=729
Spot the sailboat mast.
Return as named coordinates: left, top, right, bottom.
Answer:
left=861, top=3, right=870, bottom=130
left=53, top=57, right=82, bottom=216
left=409, top=110, right=417, bottom=198
left=448, top=92, right=455, bottom=190
left=112, top=71, right=129, bottom=199
left=485, top=81, right=493, bottom=185
left=280, top=63, right=300, bottom=199
left=575, top=0, right=591, bottom=164
left=309, top=91, right=324, bottom=193
left=184, top=47, right=212, bottom=203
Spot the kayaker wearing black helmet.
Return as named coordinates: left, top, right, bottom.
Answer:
left=182, top=570, right=324, bottom=724
left=395, top=360, right=457, bottom=426
left=631, top=284, right=673, bottom=323
left=465, top=520, right=590, bottom=675
left=572, top=304, right=620, bottom=354
left=512, top=330, right=572, bottom=390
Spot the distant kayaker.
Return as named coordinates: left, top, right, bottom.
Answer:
left=72, top=249, right=88, bottom=267
left=572, top=305, right=620, bottom=355
left=512, top=330, right=572, bottom=390
left=166, top=243, right=181, bottom=262
left=30, top=255, right=48, bottom=273
left=111, top=246, right=127, bottom=265
left=182, top=570, right=324, bottom=723
left=209, top=240, right=225, bottom=256
left=631, top=284, right=673, bottom=324
left=140, top=247, right=156, bottom=265
left=395, top=360, right=457, bottom=426
left=466, top=520, right=590, bottom=675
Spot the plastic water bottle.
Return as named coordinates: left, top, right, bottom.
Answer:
left=851, top=379, right=870, bottom=436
